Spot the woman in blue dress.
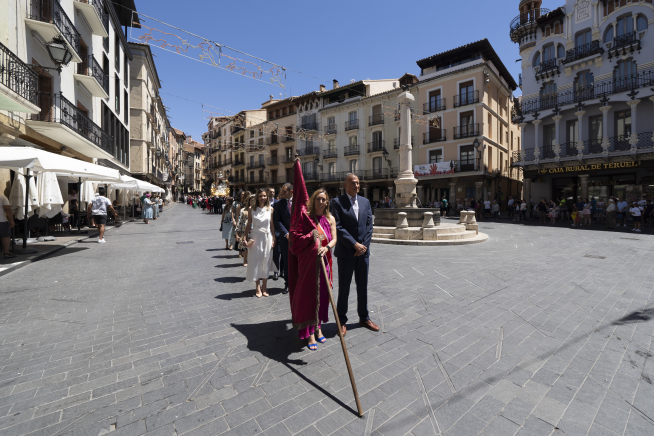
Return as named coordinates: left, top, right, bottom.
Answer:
left=222, top=198, right=236, bottom=249
left=143, top=194, right=154, bottom=224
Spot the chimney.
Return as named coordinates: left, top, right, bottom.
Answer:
left=332, top=79, right=339, bottom=89
left=269, top=95, right=274, bottom=101
left=319, top=84, right=325, bottom=92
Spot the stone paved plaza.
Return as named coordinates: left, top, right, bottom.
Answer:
left=1, top=205, right=654, bottom=436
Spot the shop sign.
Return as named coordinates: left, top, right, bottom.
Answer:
left=539, top=161, right=641, bottom=174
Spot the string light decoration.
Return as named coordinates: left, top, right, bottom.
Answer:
left=126, top=14, right=286, bottom=88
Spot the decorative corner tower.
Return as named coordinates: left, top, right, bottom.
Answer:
left=510, top=0, right=549, bottom=53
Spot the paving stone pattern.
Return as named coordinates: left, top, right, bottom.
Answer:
left=1, top=205, right=654, bottom=436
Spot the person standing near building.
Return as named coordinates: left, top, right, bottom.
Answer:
left=244, top=188, right=276, bottom=298
left=273, top=183, right=292, bottom=294
left=617, top=197, right=628, bottom=227
left=1, top=193, right=16, bottom=258
left=606, top=199, right=616, bottom=229
left=507, top=196, right=514, bottom=219
left=87, top=187, right=117, bottom=243
left=268, top=187, right=280, bottom=280
left=630, top=202, right=643, bottom=232
left=332, top=174, right=378, bottom=336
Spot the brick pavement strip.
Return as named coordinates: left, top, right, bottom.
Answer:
left=1, top=206, right=654, bottom=435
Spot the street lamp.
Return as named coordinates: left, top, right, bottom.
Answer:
left=45, top=37, right=73, bottom=73
left=313, top=156, right=322, bottom=171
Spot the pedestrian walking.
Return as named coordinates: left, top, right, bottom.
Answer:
left=606, top=199, right=616, bottom=228
left=87, top=187, right=118, bottom=242
left=292, top=188, right=337, bottom=351
left=538, top=200, right=548, bottom=223
left=222, top=198, right=235, bottom=249
left=617, top=197, right=628, bottom=227
left=0, top=193, right=16, bottom=258
left=273, top=183, right=292, bottom=294
left=236, top=194, right=254, bottom=266
left=244, top=188, right=277, bottom=298
left=630, top=202, right=642, bottom=232
left=142, top=194, right=155, bottom=225
left=331, top=174, right=379, bottom=336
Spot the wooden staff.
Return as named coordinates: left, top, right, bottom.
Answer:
left=319, top=255, right=363, bottom=417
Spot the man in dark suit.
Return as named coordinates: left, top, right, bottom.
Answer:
left=273, top=183, right=292, bottom=294
left=268, top=187, right=280, bottom=280
left=332, top=174, right=379, bottom=336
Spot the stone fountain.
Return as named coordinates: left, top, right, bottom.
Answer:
left=372, top=90, right=488, bottom=246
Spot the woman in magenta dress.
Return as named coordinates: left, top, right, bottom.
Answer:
left=299, top=188, right=337, bottom=350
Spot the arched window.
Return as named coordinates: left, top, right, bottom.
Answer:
left=604, top=26, right=614, bottom=43
left=543, top=44, right=555, bottom=62
left=554, top=23, right=561, bottom=34
left=576, top=29, right=592, bottom=47
left=557, top=44, right=565, bottom=58
left=574, top=71, right=594, bottom=101
left=534, top=52, right=541, bottom=67
left=614, top=60, right=637, bottom=91
left=616, top=15, right=634, bottom=37
left=637, top=15, right=648, bottom=32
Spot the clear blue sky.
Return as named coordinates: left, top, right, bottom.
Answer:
left=129, top=0, right=562, bottom=140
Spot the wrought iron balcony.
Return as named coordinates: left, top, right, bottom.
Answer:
left=453, top=124, right=479, bottom=139
left=345, top=120, right=359, bottom=131
left=266, top=136, right=279, bottom=145
left=75, top=54, right=108, bottom=96
left=0, top=41, right=38, bottom=109
left=267, top=156, right=278, bottom=165
left=536, top=58, right=559, bottom=79
left=561, top=40, right=604, bottom=65
left=73, top=0, right=108, bottom=36
left=233, top=158, right=244, bottom=166
left=302, top=171, right=319, bottom=181
left=367, top=141, right=385, bottom=153
left=423, top=99, right=446, bottom=113
left=423, top=130, right=446, bottom=144
left=369, top=114, right=384, bottom=126
left=324, top=124, right=337, bottom=135
left=27, top=0, right=82, bottom=60
left=363, top=169, right=392, bottom=180
left=320, top=173, right=341, bottom=182
left=246, top=161, right=265, bottom=170
left=282, top=134, right=294, bottom=142
left=28, top=92, right=113, bottom=155
left=510, top=8, right=549, bottom=42
left=297, top=145, right=320, bottom=156
left=343, top=146, right=360, bottom=156
left=453, top=91, right=479, bottom=108
left=323, top=149, right=337, bottom=159
left=608, top=31, right=641, bottom=60
left=298, top=122, right=319, bottom=131
left=281, top=155, right=296, bottom=163
left=519, top=68, right=654, bottom=115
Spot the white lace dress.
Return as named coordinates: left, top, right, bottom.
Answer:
left=246, top=207, right=277, bottom=281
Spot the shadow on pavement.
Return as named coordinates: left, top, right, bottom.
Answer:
left=214, top=277, right=245, bottom=283
left=231, top=319, right=359, bottom=416
left=214, top=264, right=243, bottom=269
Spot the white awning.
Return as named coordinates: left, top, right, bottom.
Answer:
left=109, top=175, right=165, bottom=193
left=0, top=147, right=120, bottom=181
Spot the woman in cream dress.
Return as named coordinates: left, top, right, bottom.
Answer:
left=244, top=188, right=277, bottom=297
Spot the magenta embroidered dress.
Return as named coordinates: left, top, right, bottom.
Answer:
left=297, top=214, right=332, bottom=340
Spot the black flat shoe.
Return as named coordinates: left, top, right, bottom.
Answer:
left=282, top=287, right=289, bottom=294
left=273, top=272, right=279, bottom=281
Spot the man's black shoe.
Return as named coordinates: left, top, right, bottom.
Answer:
left=282, top=286, right=289, bottom=294
left=273, top=272, right=279, bottom=281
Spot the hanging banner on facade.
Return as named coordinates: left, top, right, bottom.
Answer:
left=414, top=161, right=454, bottom=177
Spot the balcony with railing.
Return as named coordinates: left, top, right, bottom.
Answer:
left=324, top=124, right=337, bottom=135
left=519, top=68, right=654, bottom=115
left=267, top=156, right=279, bottom=165
left=367, top=141, right=386, bottom=153
left=453, top=124, right=479, bottom=139
left=608, top=31, right=641, bottom=60
left=510, top=8, right=549, bottom=42
left=74, top=55, right=108, bottom=98
left=323, top=149, right=337, bottom=159
left=423, top=99, right=446, bottom=113
left=282, top=134, right=295, bottom=142
left=345, top=119, right=359, bottom=131
left=423, top=130, right=446, bottom=144
left=297, top=145, right=320, bottom=157
left=0, top=41, right=39, bottom=112
left=369, top=114, right=384, bottom=126
left=320, top=172, right=341, bottom=183
left=281, top=155, right=296, bottom=164
left=363, top=169, right=394, bottom=180
left=535, top=58, right=559, bottom=80
left=453, top=91, right=479, bottom=108
left=246, top=161, right=265, bottom=170
left=561, top=40, right=604, bottom=64
left=27, top=92, right=114, bottom=158
left=26, top=0, right=82, bottom=63
left=266, top=136, right=279, bottom=146
left=233, top=158, right=244, bottom=167
left=302, top=170, right=319, bottom=181
left=512, top=132, right=654, bottom=165
left=298, top=121, right=320, bottom=131
left=343, top=146, right=360, bottom=156
left=73, top=0, right=108, bottom=37
left=247, top=172, right=266, bottom=184
left=393, top=137, right=414, bottom=149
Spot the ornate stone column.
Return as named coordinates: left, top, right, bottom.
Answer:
left=575, top=109, right=586, bottom=159
left=394, top=90, right=418, bottom=208
left=579, top=174, right=589, bottom=200
left=533, top=119, right=542, bottom=163
left=599, top=105, right=611, bottom=156
left=552, top=115, right=563, bottom=161
left=627, top=99, right=641, bottom=154
left=475, top=181, right=483, bottom=203
left=449, top=181, right=457, bottom=205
